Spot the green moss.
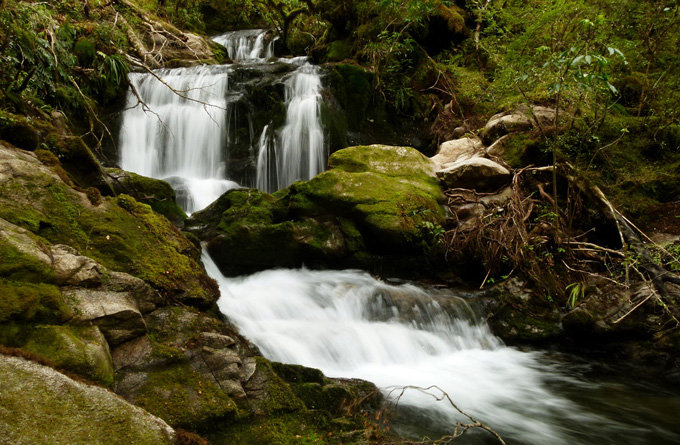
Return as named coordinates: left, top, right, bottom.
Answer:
left=74, top=37, right=96, bottom=66
left=0, top=279, right=71, bottom=323
left=131, top=361, right=238, bottom=430
left=0, top=119, right=39, bottom=151
left=208, top=412, right=330, bottom=445
left=0, top=241, right=55, bottom=283
left=250, top=357, right=306, bottom=415
left=0, top=355, right=174, bottom=444
left=325, top=39, right=352, bottom=62
left=270, top=362, right=325, bottom=385
left=331, top=64, right=374, bottom=130
left=109, top=169, right=187, bottom=224
left=190, top=145, right=447, bottom=276
left=0, top=324, right=114, bottom=385
left=0, top=156, right=217, bottom=308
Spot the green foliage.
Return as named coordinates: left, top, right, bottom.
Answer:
left=565, top=282, right=586, bottom=309
left=74, top=38, right=97, bottom=67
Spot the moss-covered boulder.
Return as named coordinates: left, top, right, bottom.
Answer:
left=0, top=324, right=114, bottom=385
left=188, top=145, right=446, bottom=277
left=106, top=168, right=187, bottom=225
left=0, top=354, right=175, bottom=444
left=0, top=143, right=218, bottom=309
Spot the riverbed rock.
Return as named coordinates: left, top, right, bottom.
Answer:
left=436, top=156, right=511, bottom=192
left=0, top=354, right=175, bottom=444
left=187, top=144, right=447, bottom=277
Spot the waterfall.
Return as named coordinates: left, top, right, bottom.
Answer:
left=255, top=63, right=325, bottom=193
left=212, top=29, right=274, bottom=61
left=118, top=65, right=239, bottom=214
left=118, top=29, right=326, bottom=212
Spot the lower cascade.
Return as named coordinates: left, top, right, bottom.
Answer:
left=202, top=254, right=680, bottom=445
left=118, top=29, right=326, bottom=213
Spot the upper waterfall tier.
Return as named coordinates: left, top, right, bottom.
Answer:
left=212, top=29, right=275, bottom=62
left=118, top=29, right=327, bottom=213
left=118, top=65, right=239, bottom=213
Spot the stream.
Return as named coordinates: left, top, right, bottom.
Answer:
left=118, top=29, right=680, bottom=444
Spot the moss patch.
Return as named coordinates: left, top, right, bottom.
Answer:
left=130, top=361, right=238, bottom=431
left=0, top=279, right=71, bottom=324
left=0, top=324, right=114, bottom=385
left=0, top=147, right=217, bottom=308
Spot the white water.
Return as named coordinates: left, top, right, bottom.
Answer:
left=203, top=254, right=652, bottom=444
left=212, top=29, right=275, bottom=62
left=119, top=29, right=326, bottom=211
left=256, top=63, right=326, bottom=192
left=118, top=65, right=239, bottom=213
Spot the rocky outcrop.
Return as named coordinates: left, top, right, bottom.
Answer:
left=0, top=354, right=175, bottom=444
left=187, top=144, right=447, bottom=277
left=0, top=142, right=218, bottom=309
left=106, top=168, right=187, bottom=225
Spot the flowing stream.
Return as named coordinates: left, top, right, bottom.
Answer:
left=203, top=255, right=680, bottom=444
left=118, top=29, right=325, bottom=213
left=118, top=29, right=680, bottom=445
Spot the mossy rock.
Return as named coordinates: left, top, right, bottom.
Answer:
left=126, top=361, right=238, bottom=431
left=207, top=412, right=333, bottom=445
left=107, top=168, right=187, bottom=225
left=0, top=279, right=71, bottom=324
left=0, top=355, right=175, bottom=444
left=324, top=39, right=353, bottom=62
left=270, top=362, right=325, bottom=385
left=190, top=145, right=446, bottom=277
left=0, top=228, right=55, bottom=284
left=0, top=120, right=39, bottom=151
left=0, top=144, right=218, bottom=309
left=246, top=357, right=306, bottom=416
left=0, top=324, right=114, bottom=385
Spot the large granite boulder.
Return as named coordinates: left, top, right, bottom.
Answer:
left=187, top=145, right=447, bottom=277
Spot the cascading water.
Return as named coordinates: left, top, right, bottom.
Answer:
left=212, top=29, right=275, bottom=61
left=118, top=29, right=326, bottom=211
left=119, top=65, right=239, bottom=213
left=203, top=253, right=680, bottom=445
left=256, top=63, right=325, bottom=192
left=118, top=28, right=680, bottom=445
